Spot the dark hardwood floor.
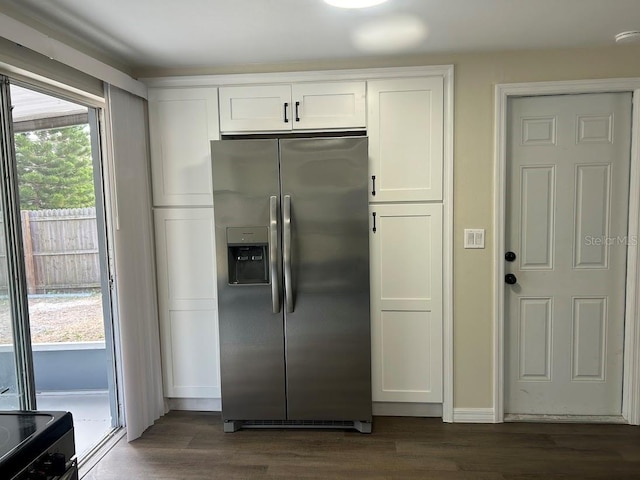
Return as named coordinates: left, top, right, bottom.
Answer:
left=83, top=411, right=640, bottom=479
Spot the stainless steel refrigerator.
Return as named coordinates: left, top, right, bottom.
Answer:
left=211, top=136, right=372, bottom=433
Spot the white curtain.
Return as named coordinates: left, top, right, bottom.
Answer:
left=105, top=84, right=164, bottom=441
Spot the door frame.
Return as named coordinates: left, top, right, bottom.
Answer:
left=493, top=78, right=640, bottom=424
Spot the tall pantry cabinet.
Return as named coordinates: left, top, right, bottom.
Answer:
left=148, top=88, right=221, bottom=400
left=146, top=67, right=451, bottom=414
left=368, top=77, right=445, bottom=404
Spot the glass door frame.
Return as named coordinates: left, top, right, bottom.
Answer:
left=88, top=107, right=121, bottom=428
left=0, top=74, right=122, bottom=434
left=0, top=74, right=36, bottom=410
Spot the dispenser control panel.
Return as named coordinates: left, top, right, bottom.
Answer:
left=226, top=227, right=269, bottom=285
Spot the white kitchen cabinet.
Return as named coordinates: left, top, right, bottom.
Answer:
left=154, top=208, right=220, bottom=398
left=369, top=203, right=443, bottom=403
left=218, top=81, right=365, bottom=132
left=368, top=77, right=444, bottom=203
left=148, top=88, right=219, bottom=206
left=291, top=82, right=366, bottom=130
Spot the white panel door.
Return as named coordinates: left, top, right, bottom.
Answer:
left=370, top=203, right=443, bottom=402
left=148, top=88, right=219, bottom=206
left=291, top=81, right=365, bottom=130
left=505, top=93, right=632, bottom=415
left=368, top=77, right=443, bottom=203
left=218, top=84, right=292, bottom=132
left=154, top=208, right=220, bottom=398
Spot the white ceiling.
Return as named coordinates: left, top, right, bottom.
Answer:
left=1, top=0, right=640, bottom=75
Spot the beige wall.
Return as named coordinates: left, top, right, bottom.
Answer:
left=148, top=45, right=640, bottom=409
left=440, top=46, right=640, bottom=408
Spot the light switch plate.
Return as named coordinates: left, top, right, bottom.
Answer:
left=464, top=228, right=485, bottom=249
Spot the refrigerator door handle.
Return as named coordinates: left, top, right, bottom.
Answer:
left=283, top=194, right=294, bottom=313
left=270, top=196, right=281, bottom=313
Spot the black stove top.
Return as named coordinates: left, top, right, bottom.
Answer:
left=0, top=411, right=73, bottom=479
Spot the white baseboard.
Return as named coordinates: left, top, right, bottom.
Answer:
left=504, top=414, right=626, bottom=424
left=452, top=408, right=495, bottom=423
left=166, top=397, right=221, bottom=412
left=372, top=402, right=442, bottom=417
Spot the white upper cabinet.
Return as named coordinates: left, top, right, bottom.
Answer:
left=291, top=82, right=366, bottom=130
left=218, top=84, right=291, bottom=132
left=148, top=88, right=219, bottom=206
left=368, top=77, right=444, bottom=202
left=219, top=81, right=366, bottom=132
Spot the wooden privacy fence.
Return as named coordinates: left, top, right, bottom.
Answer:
left=0, top=208, right=101, bottom=293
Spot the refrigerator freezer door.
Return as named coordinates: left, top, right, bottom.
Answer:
left=279, top=137, right=372, bottom=421
left=211, top=139, right=286, bottom=421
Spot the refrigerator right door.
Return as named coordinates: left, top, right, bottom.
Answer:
left=279, top=137, right=372, bottom=421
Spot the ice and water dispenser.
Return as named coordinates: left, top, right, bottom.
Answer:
left=227, top=227, right=269, bottom=284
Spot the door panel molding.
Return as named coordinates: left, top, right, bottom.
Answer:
left=494, top=78, right=640, bottom=425
left=519, top=165, right=556, bottom=270
left=518, top=297, right=553, bottom=381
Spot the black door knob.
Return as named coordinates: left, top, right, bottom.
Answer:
left=505, top=273, right=517, bottom=285
left=505, top=251, right=516, bottom=262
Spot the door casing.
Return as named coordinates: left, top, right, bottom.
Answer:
left=494, top=78, right=640, bottom=425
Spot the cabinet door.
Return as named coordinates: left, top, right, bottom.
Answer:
left=370, top=203, right=443, bottom=403
left=219, top=85, right=292, bottom=132
left=154, top=208, right=220, bottom=398
left=148, top=88, right=219, bottom=206
left=368, top=77, right=443, bottom=202
left=291, top=81, right=366, bottom=130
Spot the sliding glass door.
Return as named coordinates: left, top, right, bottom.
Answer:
left=0, top=75, right=120, bottom=459
left=0, top=76, right=35, bottom=411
